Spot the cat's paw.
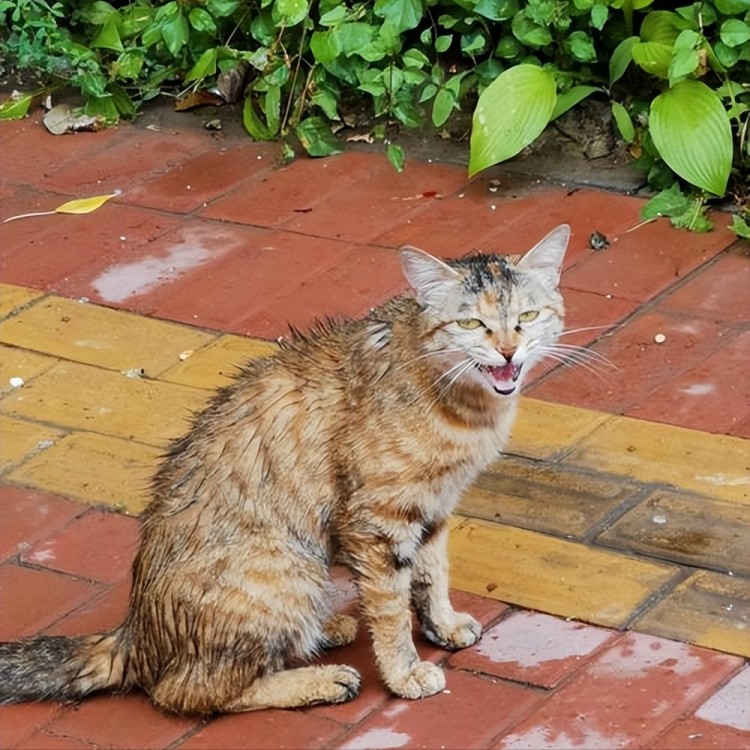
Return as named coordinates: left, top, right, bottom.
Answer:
left=321, top=614, right=358, bottom=648
left=388, top=661, right=445, bottom=699
left=423, top=611, right=482, bottom=651
left=327, top=664, right=362, bottom=703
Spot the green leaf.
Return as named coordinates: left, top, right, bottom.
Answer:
left=432, top=86, right=456, bottom=127
left=610, top=36, right=638, bottom=85
left=435, top=34, right=452, bottom=52
left=591, top=4, right=608, bottom=30
left=550, top=85, right=599, bottom=120
left=206, top=0, right=240, bottom=17
left=90, top=15, right=124, bottom=52
left=386, top=143, right=405, bottom=172
left=469, top=64, right=556, bottom=177
left=611, top=101, right=635, bottom=142
left=650, top=80, right=732, bottom=196
left=273, top=0, right=308, bottom=26
left=512, top=12, right=552, bottom=48
left=640, top=11, right=681, bottom=46
left=114, top=49, right=145, bottom=80
left=295, top=116, right=342, bottom=156
left=243, top=97, right=275, bottom=140
left=566, top=30, right=597, bottom=63
left=715, top=0, right=750, bottom=12
left=474, top=0, right=518, bottom=21
left=311, top=89, right=339, bottom=120
left=188, top=7, right=217, bottom=35
left=310, top=30, right=341, bottom=63
left=374, top=0, right=423, bottom=34
left=0, top=93, right=33, bottom=120
left=262, top=85, right=281, bottom=135
left=185, top=47, right=218, bottom=81
left=161, top=11, right=189, bottom=56
left=720, top=19, right=750, bottom=48
left=632, top=41, right=672, bottom=78
left=729, top=214, right=750, bottom=239
left=640, top=182, right=691, bottom=220
left=84, top=94, right=120, bottom=124
left=668, top=48, right=699, bottom=86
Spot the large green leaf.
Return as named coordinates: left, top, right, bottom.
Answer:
left=468, top=64, right=556, bottom=177
left=609, top=36, right=638, bottom=84
left=650, top=80, right=732, bottom=197
left=631, top=41, right=672, bottom=78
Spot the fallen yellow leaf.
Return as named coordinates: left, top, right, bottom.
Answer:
left=2, top=190, right=121, bottom=223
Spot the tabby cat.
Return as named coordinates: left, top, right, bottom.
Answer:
left=0, top=224, right=570, bottom=714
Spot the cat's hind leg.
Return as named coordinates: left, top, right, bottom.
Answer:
left=411, top=524, right=481, bottom=651
left=320, top=613, right=358, bottom=648
left=223, top=664, right=361, bottom=712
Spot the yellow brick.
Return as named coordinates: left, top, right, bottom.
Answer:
left=0, top=415, right=63, bottom=473
left=0, top=284, right=45, bottom=319
left=567, top=417, right=750, bottom=504
left=0, top=296, right=216, bottom=374
left=8, top=431, right=160, bottom=514
left=0, top=361, right=208, bottom=447
left=160, top=334, right=277, bottom=389
left=448, top=516, right=676, bottom=628
left=0, top=345, right=56, bottom=393
left=507, top=397, right=609, bottom=460
left=635, top=570, right=750, bottom=658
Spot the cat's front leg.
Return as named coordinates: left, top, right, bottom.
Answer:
left=356, top=544, right=445, bottom=700
left=411, top=523, right=482, bottom=651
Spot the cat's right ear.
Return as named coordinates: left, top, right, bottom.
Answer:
left=400, top=246, right=460, bottom=307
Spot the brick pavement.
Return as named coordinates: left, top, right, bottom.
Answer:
left=0, top=109, right=748, bottom=748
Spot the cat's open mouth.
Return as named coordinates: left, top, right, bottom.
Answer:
left=477, top=362, right=522, bottom=395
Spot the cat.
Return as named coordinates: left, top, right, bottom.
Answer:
left=0, top=224, right=570, bottom=715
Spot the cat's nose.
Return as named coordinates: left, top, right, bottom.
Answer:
left=498, top=347, right=516, bottom=363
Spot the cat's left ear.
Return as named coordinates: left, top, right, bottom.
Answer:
left=516, top=224, right=570, bottom=287
left=400, top=246, right=460, bottom=307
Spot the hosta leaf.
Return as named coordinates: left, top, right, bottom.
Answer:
left=550, top=85, right=599, bottom=120
left=611, top=101, right=635, bottom=142
left=469, top=64, right=556, bottom=177
left=650, top=80, right=732, bottom=197
left=610, top=36, right=638, bottom=85
left=632, top=41, right=672, bottom=78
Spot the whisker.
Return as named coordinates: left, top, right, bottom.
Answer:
left=538, top=350, right=612, bottom=381
left=557, top=324, right=613, bottom=338
left=545, top=343, right=618, bottom=369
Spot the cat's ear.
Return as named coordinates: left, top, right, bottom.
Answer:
left=516, top=224, right=570, bottom=286
left=400, top=246, right=460, bottom=307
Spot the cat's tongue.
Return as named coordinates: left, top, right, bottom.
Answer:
left=486, top=363, right=522, bottom=394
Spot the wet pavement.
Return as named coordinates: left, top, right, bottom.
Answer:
left=1, top=107, right=748, bottom=749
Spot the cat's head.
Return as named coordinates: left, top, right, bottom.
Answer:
left=400, top=224, right=569, bottom=397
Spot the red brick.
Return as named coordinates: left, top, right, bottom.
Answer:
left=39, top=125, right=214, bottom=195
left=0, top=486, right=85, bottom=563
left=626, top=328, right=750, bottom=433
left=1, top=202, right=181, bottom=291
left=120, top=141, right=277, bottom=214
left=0, top=564, right=100, bottom=640
left=528, top=309, right=727, bottom=415
left=45, top=578, right=132, bottom=637
left=658, top=246, right=750, bottom=323
left=15, top=730, right=94, bottom=749
left=21, top=509, right=140, bottom=585
left=42, top=693, right=198, bottom=750
left=562, top=214, right=734, bottom=303
left=494, top=632, right=743, bottom=749
left=178, top=711, right=345, bottom=750
left=201, top=151, right=379, bottom=228
left=729, top=414, right=750, bottom=440
left=283, top=158, right=471, bottom=243
left=449, top=610, right=617, bottom=688
left=0, top=702, right=64, bottom=749
left=128, top=226, right=353, bottom=330
left=335, top=669, right=541, bottom=750
left=3, top=124, right=121, bottom=188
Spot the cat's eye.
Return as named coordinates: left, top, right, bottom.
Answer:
left=518, top=310, right=539, bottom=323
left=456, top=318, right=484, bottom=330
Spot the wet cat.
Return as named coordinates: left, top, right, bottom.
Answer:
left=0, top=224, right=570, bottom=714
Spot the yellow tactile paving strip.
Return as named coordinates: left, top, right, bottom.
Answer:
left=1, top=284, right=748, bottom=658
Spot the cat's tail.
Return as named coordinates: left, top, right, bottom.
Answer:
left=0, top=630, right=129, bottom=704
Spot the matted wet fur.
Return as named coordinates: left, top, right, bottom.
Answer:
left=0, top=225, right=570, bottom=715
